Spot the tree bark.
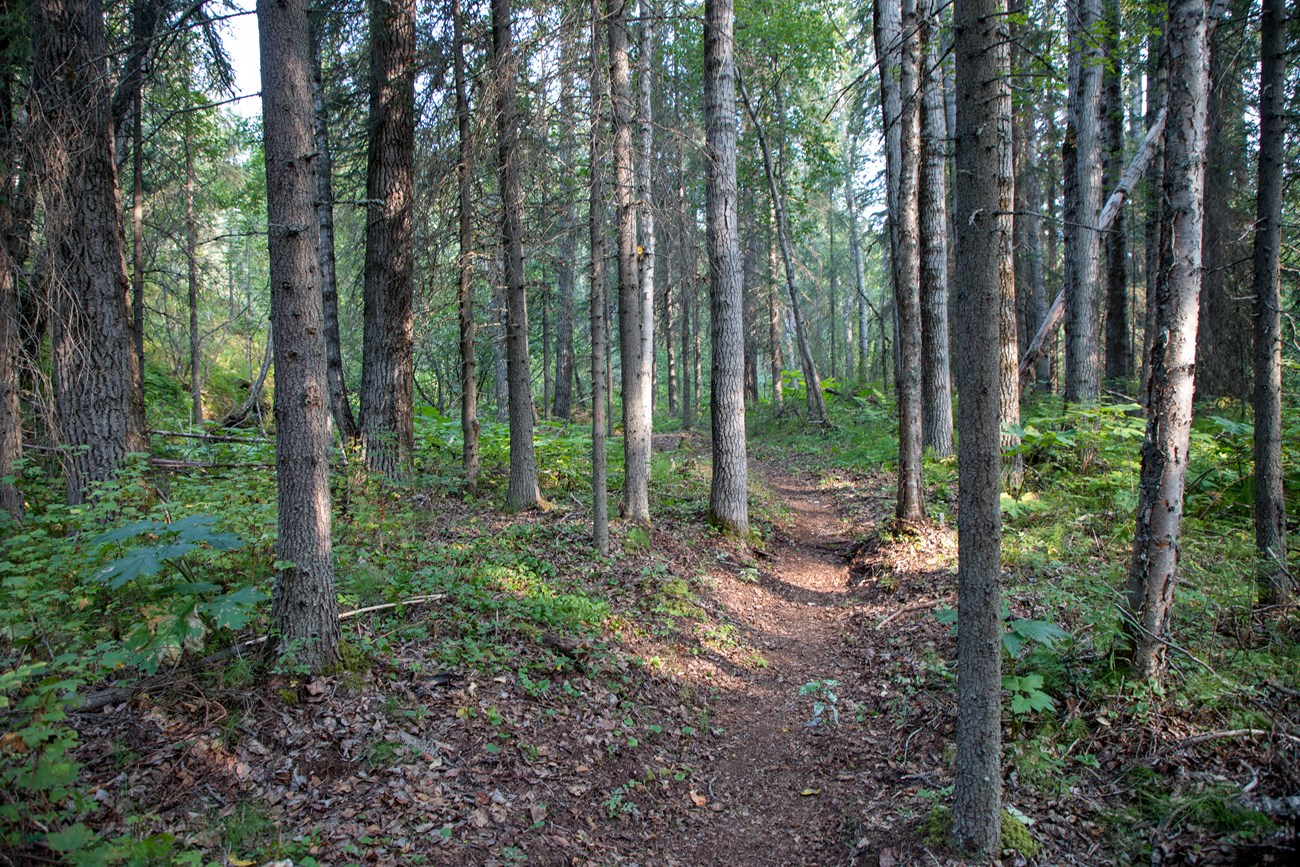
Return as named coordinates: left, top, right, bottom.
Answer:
left=891, top=0, right=926, bottom=522
left=589, top=0, right=610, bottom=553
left=310, top=16, right=359, bottom=442
left=553, top=30, right=578, bottom=421
left=918, top=0, right=953, bottom=458
left=258, top=0, right=340, bottom=672
left=609, top=0, right=650, bottom=523
left=1124, top=0, right=1212, bottom=682
left=0, top=47, right=30, bottom=522
left=1142, top=8, right=1166, bottom=393
left=704, top=0, right=747, bottom=536
left=1064, top=0, right=1104, bottom=403
left=1101, top=0, right=1131, bottom=382
left=636, top=0, right=656, bottom=432
left=1251, top=0, right=1291, bottom=605
left=494, top=0, right=540, bottom=510
left=453, top=0, right=479, bottom=491
left=951, top=0, right=1009, bottom=850
left=32, top=0, right=147, bottom=506
left=184, top=99, right=201, bottom=424
left=359, top=0, right=416, bottom=476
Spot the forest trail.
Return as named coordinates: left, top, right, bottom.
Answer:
left=666, top=467, right=889, bottom=866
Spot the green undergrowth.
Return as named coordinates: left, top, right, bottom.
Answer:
left=748, top=385, right=1299, bottom=859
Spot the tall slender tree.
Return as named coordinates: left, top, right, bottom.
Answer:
left=1124, top=0, right=1213, bottom=681
left=359, top=0, right=416, bottom=475
left=1064, top=0, right=1104, bottom=403
left=609, top=0, right=650, bottom=523
left=636, top=0, right=656, bottom=433
left=258, top=0, right=340, bottom=671
left=495, top=0, right=541, bottom=510
left=453, top=0, right=479, bottom=491
left=951, top=0, right=1010, bottom=850
left=552, top=28, right=578, bottom=421
left=590, top=0, right=610, bottom=553
left=1251, top=0, right=1290, bottom=605
left=1101, top=0, right=1131, bottom=382
left=704, top=0, right=747, bottom=536
left=32, top=0, right=147, bottom=505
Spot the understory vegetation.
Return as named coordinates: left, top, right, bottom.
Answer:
left=2, top=368, right=1297, bottom=864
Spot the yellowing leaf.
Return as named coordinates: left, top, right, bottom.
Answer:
left=799, top=788, right=821, bottom=797
left=689, top=790, right=707, bottom=807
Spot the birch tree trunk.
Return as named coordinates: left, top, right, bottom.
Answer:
left=704, top=0, right=747, bottom=536
left=359, top=0, right=416, bottom=476
left=952, top=0, right=1010, bottom=849
left=1124, top=0, right=1212, bottom=682
left=258, top=0, right=340, bottom=672
left=636, top=0, right=656, bottom=435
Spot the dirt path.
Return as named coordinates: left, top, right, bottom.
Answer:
left=664, top=469, right=889, bottom=866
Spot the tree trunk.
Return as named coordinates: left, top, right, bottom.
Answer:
left=918, top=0, right=953, bottom=458
left=891, top=0, right=926, bottom=522
left=739, top=76, right=826, bottom=425
left=453, top=0, right=479, bottom=492
left=309, top=18, right=359, bottom=442
left=553, top=32, right=578, bottom=422
left=609, top=0, right=650, bottom=523
left=1101, top=0, right=1131, bottom=383
left=1142, top=8, right=1166, bottom=393
left=258, top=0, right=340, bottom=672
left=359, top=0, right=416, bottom=476
left=0, top=52, right=30, bottom=522
left=1064, top=0, right=1104, bottom=404
left=845, top=175, right=871, bottom=384
left=589, top=0, right=610, bottom=553
left=185, top=103, right=202, bottom=425
left=32, top=0, right=146, bottom=506
left=132, top=80, right=146, bottom=399
left=704, top=0, right=747, bottom=536
left=542, top=289, right=552, bottom=418
left=1124, top=0, right=1212, bottom=682
left=1251, top=0, right=1290, bottom=605
left=951, top=0, right=1009, bottom=850
left=495, top=0, right=540, bottom=510
left=636, top=0, right=656, bottom=434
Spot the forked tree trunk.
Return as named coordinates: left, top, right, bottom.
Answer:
left=589, top=0, right=610, bottom=553
left=1124, top=0, right=1212, bottom=682
left=1064, top=0, right=1104, bottom=403
left=258, top=0, right=340, bottom=672
left=704, top=0, right=747, bottom=536
left=951, top=0, right=1010, bottom=850
left=359, top=0, right=416, bottom=476
left=609, top=0, right=650, bottom=523
left=918, top=0, right=953, bottom=458
left=494, top=0, right=540, bottom=509
left=1251, top=0, right=1290, bottom=604
left=32, top=0, right=146, bottom=506
left=310, top=18, right=359, bottom=442
left=453, top=0, right=479, bottom=491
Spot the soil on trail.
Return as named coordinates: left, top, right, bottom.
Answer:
left=663, top=470, right=870, bottom=865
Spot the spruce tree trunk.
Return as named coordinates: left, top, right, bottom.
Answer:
left=1064, top=0, right=1104, bottom=404
left=0, top=63, right=29, bottom=521
left=185, top=111, right=202, bottom=425
left=1101, top=0, right=1131, bottom=383
left=310, top=19, right=358, bottom=442
left=918, top=0, right=953, bottom=458
left=1251, top=0, right=1290, bottom=605
left=553, top=32, right=578, bottom=421
left=589, top=0, right=610, bottom=553
left=359, top=0, right=416, bottom=476
left=1124, top=0, right=1212, bottom=682
left=609, top=0, right=650, bottom=523
left=32, top=0, right=146, bottom=506
left=892, top=0, right=926, bottom=522
left=951, top=0, right=1009, bottom=849
left=453, top=0, right=479, bottom=491
left=494, top=0, right=540, bottom=510
left=1142, top=10, right=1166, bottom=393
left=704, top=0, right=747, bottom=536
left=258, top=0, right=340, bottom=672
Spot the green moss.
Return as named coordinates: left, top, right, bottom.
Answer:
left=921, top=805, right=1038, bottom=858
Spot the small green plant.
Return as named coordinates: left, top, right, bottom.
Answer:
left=798, top=679, right=842, bottom=728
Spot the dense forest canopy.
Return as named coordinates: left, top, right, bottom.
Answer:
left=0, top=0, right=1297, bottom=861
